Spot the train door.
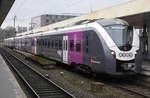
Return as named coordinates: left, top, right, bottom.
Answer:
left=32, top=37, right=37, bottom=54
left=63, top=36, right=68, bottom=64
left=67, top=31, right=83, bottom=64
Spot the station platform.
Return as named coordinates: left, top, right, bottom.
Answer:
left=141, top=60, right=150, bottom=76
left=0, top=54, right=27, bottom=98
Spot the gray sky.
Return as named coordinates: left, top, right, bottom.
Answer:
left=1, top=0, right=131, bottom=28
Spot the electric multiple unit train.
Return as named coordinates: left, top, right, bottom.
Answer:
left=4, top=18, right=142, bottom=75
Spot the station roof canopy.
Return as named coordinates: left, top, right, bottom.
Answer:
left=86, top=0, right=150, bottom=18
left=17, top=0, right=150, bottom=36
left=0, top=0, right=15, bottom=26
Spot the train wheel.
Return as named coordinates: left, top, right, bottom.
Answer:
left=71, top=63, right=79, bottom=72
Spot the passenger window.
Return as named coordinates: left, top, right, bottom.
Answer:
left=76, top=40, right=81, bottom=52
left=43, top=40, right=44, bottom=46
left=66, top=40, right=68, bottom=50
left=25, top=41, right=27, bottom=46
left=52, top=40, right=54, bottom=48
left=50, top=40, right=52, bottom=48
left=45, top=40, right=47, bottom=48
left=59, top=40, right=62, bottom=49
left=70, top=40, right=74, bottom=51
left=86, top=36, right=88, bottom=53
left=48, top=40, right=50, bottom=48
left=55, top=40, right=58, bottom=49
left=86, top=36, right=88, bottom=46
left=36, top=40, right=38, bottom=45
left=39, top=39, right=41, bottom=46
left=43, top=40, right=45, bottom=47
left=31, top=40, right=34, bottom=46
left=37, top=40, right=39, bottom=46
left=63, top=40, right=65, bottom=50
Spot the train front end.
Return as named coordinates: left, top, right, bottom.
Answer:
left=97, top=19, right=142, bottom=75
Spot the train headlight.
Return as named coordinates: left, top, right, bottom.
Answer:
left=110, top=50, right=116, bottom=58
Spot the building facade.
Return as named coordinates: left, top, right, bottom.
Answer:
left=31, top=14, right=76, bottom=29
left=16, top=26, right=28, bottom=33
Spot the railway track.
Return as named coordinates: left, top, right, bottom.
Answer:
left=0, top=48, right=75, bottom=98
left=2, top=47, right=150, bottom=98
left=113, top=81, right=150, bottom=98
left=98, top=75, right=150, bottom=98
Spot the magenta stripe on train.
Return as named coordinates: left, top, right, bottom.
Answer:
left=67, top=31, right=83, bottom=64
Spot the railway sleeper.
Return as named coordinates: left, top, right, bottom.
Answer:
left=38, top=91, right=63, bottom=95
left=40, top=95, right=69, bottom=98
left=34, top=86, right=55, bottom=89
left=36, top=89, right=60, bottom=92
left=39, top=93, right=66, bottom=97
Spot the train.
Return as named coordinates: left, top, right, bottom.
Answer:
left=3, top=18, right=143, bottom=75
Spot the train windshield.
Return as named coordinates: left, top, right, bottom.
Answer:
left=104, top=25, right=133, bottom=47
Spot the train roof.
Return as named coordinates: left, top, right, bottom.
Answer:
left=4, top=37, right=14, bottom=41
left=4, top=18, right=129, bottom=40
left=96, top=18, right=129, bottom=26
left=42, top=23, right=92, bottom=36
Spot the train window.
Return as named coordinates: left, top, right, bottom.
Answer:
left=49, top=40, right=51, bottom=48
left=47, top=40, right=51, bottom=48
left=45, top=40, right=47, bottom=48
left=37, top=40, right=39, bottom=45
left=47, top=41, right=49, bottom=48
left=76, top=40, right=81, bottom=52
left=66, top=40, right=68, bottom=50
left=25, top=41, right=27, bottom=46
left=31, top=40, right=34, bottom=46
left=86, top=48, right=88, bottom=53
left=39, top=39, right=41, bottom=46
left=50, top=40, right=52, bottom=48
left=43, top=40, right=45, bottom=47
left=86, top=36, right=88, bottom=53
left=54, top=40, right=57, bottom=48
left=46, top=40, right=49, bottom=48
left=40, top=40, right=42, bottom=47
left=86, top=36, right=88, bottom=46
left=57, top=40, right=59, bottom=49
left=59, top=40, right=62, bottom=49
left=46, top=40, right=48, bottom=48
left=55, top=40, right=58, bottom=49
left=63, top=40, right=65, bottom=50
left=52, top=40, right=54, bottom=48
left=42, top=40, right=44, bottom=47
left=70, top=40, right=74, bottom=51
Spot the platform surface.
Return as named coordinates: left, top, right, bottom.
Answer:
left=0, top=54, right=27, bottom=98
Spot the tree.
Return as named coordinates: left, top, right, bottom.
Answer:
left=0, top=26, right=16, bottom=41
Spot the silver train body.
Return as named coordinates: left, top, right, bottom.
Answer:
left=4, top=19, right=142, bottom=75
